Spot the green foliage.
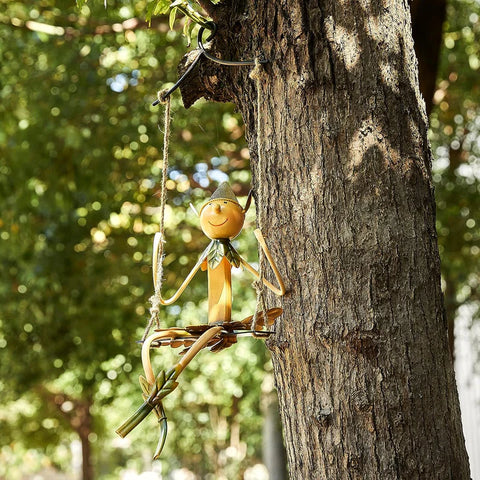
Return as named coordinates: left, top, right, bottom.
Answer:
left=0, top=0, right=265, bottom=477
left=429, top=0, right=480, bottom=320
left=77, top=0, right=213, bottom=35
left=145, top=0, right=213, bottom=32
left=153, top=0, right=172, bottom=16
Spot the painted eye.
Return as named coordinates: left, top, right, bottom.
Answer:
left=224, top=201, right=227, bottom=204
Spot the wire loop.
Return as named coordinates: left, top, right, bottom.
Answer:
left=152, top=23, right=267, bottom=105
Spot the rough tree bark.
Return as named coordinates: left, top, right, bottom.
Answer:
left=181, top=1, right=470, bottom=478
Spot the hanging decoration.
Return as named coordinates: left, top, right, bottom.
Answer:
left=116, top=181, right=285, bottom=458
left=152, top=25, right=266, bottom=105
left=115, top=19, right=284, bottom=460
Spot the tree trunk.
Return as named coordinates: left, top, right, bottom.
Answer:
left=78, top=407, right=94, bottom=480
left=181, top=0, right=470, bottom=478
left=262, top=393, right=288, bottom=480
left=37, top=387, right=94, bottom=480
left=71, top=400, right=94, bottom=480
left=444, top=275, right=458, bottom=361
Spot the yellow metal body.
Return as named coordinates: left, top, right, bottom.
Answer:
left=205, top=256, right=232, bottom=324
left=152, top=194, right=285, bottom=323
left=146, top=188, right=286, bottom=394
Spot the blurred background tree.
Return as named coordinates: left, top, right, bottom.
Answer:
left=0, top=1, right=265, bottom=478
left=0, top=0, right=478, bottom=478
left=426, top=0, right=480, bottom=357
left=411, top=1, right=479, bottom=359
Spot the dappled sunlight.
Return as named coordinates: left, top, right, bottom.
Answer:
left=379, top=62, right=399, bottom=94
left=324, top=19, right=361, bottom=70
left=364, top=8, right=401, bottom=56
left=0, top=0, right=261, bottom=477
left=347, top=119, right=390, bottom=172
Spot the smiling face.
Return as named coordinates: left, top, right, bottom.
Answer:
left=200, top=199, right=245, bottom=239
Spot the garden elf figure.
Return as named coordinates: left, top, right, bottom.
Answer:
left=116, top=182, right=285, bottom=458
left=152, top=181, right=285, bottom=324
left=200, top=181, right=248, bottom=325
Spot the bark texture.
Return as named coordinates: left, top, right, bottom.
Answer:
left=181, top=1, right=470, bottom=478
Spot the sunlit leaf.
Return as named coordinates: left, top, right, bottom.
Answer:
left=169, top=7, right=177, bottom=30
left=153, top=0, right=171, bottom=15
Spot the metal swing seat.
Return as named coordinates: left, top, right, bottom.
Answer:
left=147, top=307, right=283, bottom=354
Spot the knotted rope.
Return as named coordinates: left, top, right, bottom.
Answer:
left=142, top=90, right=171, bottom=342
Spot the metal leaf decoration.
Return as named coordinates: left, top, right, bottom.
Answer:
left=207, top=240, right=241, bottom=269
left=222, top=240, right=241, bottom=268
left=207, top=240, right=224, bottom=269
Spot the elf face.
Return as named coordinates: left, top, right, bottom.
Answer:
left=200, top=199, right=245, bottom=240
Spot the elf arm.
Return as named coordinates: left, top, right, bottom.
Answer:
left=152, top=233, right=212, bottom=305
left=240, top=229, right=286, bottom=296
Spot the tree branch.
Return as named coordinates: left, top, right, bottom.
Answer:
left=34, top=384, right=92, bottom=434
left=177, top=1, right=251, bottom=108
left=3, top=15, right=169, bottom=39
left=178, top=49, right=234, bottom=107
left=197, top=0, right=219, bottom=19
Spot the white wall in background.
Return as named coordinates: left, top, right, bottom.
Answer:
left=455, top=304, right=480, bottom=480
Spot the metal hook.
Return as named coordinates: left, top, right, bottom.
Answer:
left=152, top=49, right=204, bottom=105
left=196, top=25, right=267, bottom=67
left=152, top=23, right=267, bottom=105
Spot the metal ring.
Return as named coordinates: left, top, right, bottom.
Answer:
left=152, top=22, right=267, bottom=104
left=197, top=26, right=266, bottom=66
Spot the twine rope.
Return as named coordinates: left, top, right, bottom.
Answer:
left=249, top=59, right=269, bottom=336
left=142, top=90, right=171, bottom=341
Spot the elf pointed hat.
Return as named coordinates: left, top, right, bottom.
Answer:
left=200, top=182, right=252, bottom=214
left=210, top=182, right=239, bottom=203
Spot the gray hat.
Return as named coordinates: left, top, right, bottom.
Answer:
left=199, top=182, right=252, bottom=215
left=209, top=182, right=239, bottom=203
